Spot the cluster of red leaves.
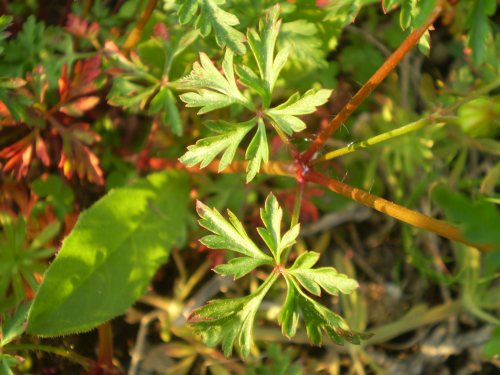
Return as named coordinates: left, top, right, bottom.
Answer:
left=0, top=56, right=104, bottom=185
left=65, top=13, right=100, bottom=47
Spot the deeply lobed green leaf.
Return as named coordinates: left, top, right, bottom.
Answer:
left=265, top=89, right=332, bottom=135
left=257, top=193, right=300, bottom=262
left=289, top=252, right=359, bottom=296
left=177, top=0, right=246, bottom=55
left=193, top=195, right=367, bottom=355
left=180, top=119, right=255, bottom=171
left=196, top=199, right=272, bottom=262
left=179, top=6, right=332, bottom=181
left=189, top=272, right=279, bottom=357
left=246, top=4, right=288, bottom=107
left=279, top=274, right=369, bottom=345
left=179, top=50, right=251, bottom=112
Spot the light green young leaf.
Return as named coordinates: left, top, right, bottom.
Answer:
left=289, top=251, right=320, bottom=269
left=196, top=200, right=273, bottom=262
left=245, top=119, right=269, bottom=183
left=256, top=194, right=300, bottom=262
left=179, top=119, right=255, bottom=171
left=265, top=89, right=332, bottom=135
left=279, top=274, right=369, bottom=345
left=177, top=0, right=246, bottom=55
left=192, top=194, right=368, bottom=356
left=27, top=171, right=189, bottom=336
left=189, top=272, right=278, bottom=357
left=247, top=4, right=288, bottom=106
left=257, top=193, right=282, bottom=259
left=179, top=50, right=252, bottom=112
left=418, top=30, right=431, bottom=57
left=289, top=252, right=359, bottom=296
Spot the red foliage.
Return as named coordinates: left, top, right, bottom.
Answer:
left=0, top=58, right=104, bottom=184
left=65, top=13, right=100, bottom=42
left=279, top=187, right=324, bottom=223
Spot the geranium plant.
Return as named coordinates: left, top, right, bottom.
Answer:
left=0, top=0, right=498, bottom=373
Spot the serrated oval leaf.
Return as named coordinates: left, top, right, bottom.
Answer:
left=27, top=171, right=189, bottom=336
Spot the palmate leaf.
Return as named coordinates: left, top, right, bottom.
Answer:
left=192, top=194, right=368, bottom=357
left=177, top=0, right=246, bottom=55
left=179, top=6, right=332, bottom=181
left=179, top=50, right=252, bottom=113
left=265, top=89, right=332, bottom=135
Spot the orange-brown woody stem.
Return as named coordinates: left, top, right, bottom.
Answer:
left=305, top=171, right=490, bottom=252
left=123, top=0, right=158, bottom=53
left=301, top=3, right=443, bottom=162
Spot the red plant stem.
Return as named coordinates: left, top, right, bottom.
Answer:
left=145, top=157, right=297, bottom=177
left=152, top=157, right=490, bottom=251
left=97, top=323, right=114, bottom=370
left=305, top=171, right=491, bottom=252
left=300, top=3, right=443, bottom=162
left=122, top=0, right=158, bottom=53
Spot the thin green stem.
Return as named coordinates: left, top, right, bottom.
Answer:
left=310, top=76, right=500, bottom=164
left=290, top=183, right=304, bottom=229
left=300, top=3, right=443, bottom=162
left=312, top=116, right=449, bottom=164
left=281, top=182, right=304, bottom=264
left=5, top=344, right=92, bottom=369
left=446, top=76, right=500, bottom=112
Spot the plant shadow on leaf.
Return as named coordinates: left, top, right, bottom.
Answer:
left=27, top=171, right=189, bottom=336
